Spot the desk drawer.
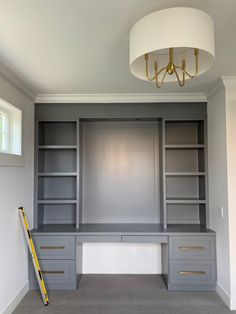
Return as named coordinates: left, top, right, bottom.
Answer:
left=76, top=235, right=121, bottom=243
left=30, top=259, right=76, bottom=290
left=169, top=260, right=216, bottom=286
left=32, top=235, right=75, bottom=259
left=122, top=235, right=168, bottom=243
left=169, top=236, right=215, bottom=260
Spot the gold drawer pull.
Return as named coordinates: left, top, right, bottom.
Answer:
left=179, top=271, right=205, bottom=276
left=40, top=246, right=65, bottom=250
left=42, top=271, right=65, bottom=275
left=179, top=246, right=205, bottom=251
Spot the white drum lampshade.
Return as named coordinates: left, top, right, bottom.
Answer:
left=129, top=7, right=215, bottom=85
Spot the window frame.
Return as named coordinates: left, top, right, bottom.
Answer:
left=0, top=98, right=24, bottom=167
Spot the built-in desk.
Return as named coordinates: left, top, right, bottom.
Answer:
left=30, top=224, right=216, bottom=291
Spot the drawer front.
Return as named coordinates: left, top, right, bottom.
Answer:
left=32, top=235, right=75, bottom=259
left=169, top=260, right=216, bottom=286
left=30, top=259, right=76, bottom=290
left=122, top=235, right=168, bottom=243
left=76, top=235, right=121, bottom=243
left=169, top=236, right=215, bottom=260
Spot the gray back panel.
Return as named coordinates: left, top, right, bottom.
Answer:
left=39, top=121, right=76, bottom=145
left=167, top=204, right=200, bottom=224
left=38, top=149, right=76, bottom=173
left=165, top=149, right=204, bottom=172
left=81, top=121, right=160, bottom=223
left=165, top=121, right=204, bottom=145
left=166, top=176, right=200, bottom=200
left=38, top=176, right=76, bottom=200
left=38, top=204, right=76, bottom=224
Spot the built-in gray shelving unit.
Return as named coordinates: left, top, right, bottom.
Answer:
left=34, top=117, right=208, bottom=230
left=163, top=120, right=207, bottom=228
left=31, top=102, right=216, bottom=292
left=35, top=121, right=79, bottom=228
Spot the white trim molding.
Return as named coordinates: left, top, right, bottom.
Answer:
left=205, top=79, right=225, bottom=100
left=0, top=60, right=35, bottom=101
left=35, top=93, right=207, bottom=103
left=1, top=281, right=29, bottom=314
left=222, top=76, right=236, bottom=87
left=216, top=281, right=231, bottom=309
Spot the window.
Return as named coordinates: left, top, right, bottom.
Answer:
left=0, top=98, right=22, bottom=156
left=0, top=108, right=10, bottom=153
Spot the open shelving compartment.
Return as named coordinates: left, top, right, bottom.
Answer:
left=35, top=120, right=78, bottom=228
left=164, top=120, right=207, bottom=228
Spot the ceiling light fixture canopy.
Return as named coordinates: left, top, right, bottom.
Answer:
left=129, top=7, right=215, bottom=88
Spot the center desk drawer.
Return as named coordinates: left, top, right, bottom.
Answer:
left=32, top=235, right=75, bottom=259
left=169, top=236, right=215, bottom=260
left=76, top=235, right=121, bottom=243
left=122, top=236, right=168, bottom=243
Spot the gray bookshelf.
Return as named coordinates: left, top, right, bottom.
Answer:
left=34, top=118, right=208, bottom=230
left=35, top=120, right=79, bottom=229
left=163, top=120, right=207, bottom=228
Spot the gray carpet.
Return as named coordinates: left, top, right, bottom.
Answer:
left=13, top=275, right=235, bottom=314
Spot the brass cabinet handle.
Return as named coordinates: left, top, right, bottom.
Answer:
left=40, top=246, right=65, bottom=250
left=42, top=271, right=65, bottom=274
left=179, top=246, right=205, bottom=251
left=179, top=271, right=205, bottom=276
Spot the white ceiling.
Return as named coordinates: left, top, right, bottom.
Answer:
left=0, top=0, right=235, bottom=95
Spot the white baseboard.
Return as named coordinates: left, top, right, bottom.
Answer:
left=216, top=281, right=231, bottom=309
left=230, top=297, right=236, bottom=311
left=1, top=281, right=29, bottom=314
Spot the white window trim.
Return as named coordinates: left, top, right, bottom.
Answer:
left=0, top=98, right=24, bottom=167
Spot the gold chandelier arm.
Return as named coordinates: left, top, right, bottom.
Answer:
left=173, top=65, right=185, bottom=87
left=145, top=54, right=156, bottom=81
left=175, top=48, right=199, bottom=79
left=155, top=68, right=168, bottom=88
left=157, top=66, right=167, bottom=76
left=175, top=66, right=195, bottom=79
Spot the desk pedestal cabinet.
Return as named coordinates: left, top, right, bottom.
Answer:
left=31, top=103, right=216, bottom=292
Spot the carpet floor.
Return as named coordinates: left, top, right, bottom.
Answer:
left=13, top=275, right=235, bottom=314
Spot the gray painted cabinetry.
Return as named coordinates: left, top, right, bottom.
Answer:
left=29, top=235, right=80, bottom=290
left=31, top=103, right=216, bottom=292
left=162, top=235, right=216, bottom=290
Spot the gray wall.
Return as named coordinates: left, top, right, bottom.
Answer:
left=207, top=83, right=231, bottom=306
left=0, top=79, right=34, bottom=312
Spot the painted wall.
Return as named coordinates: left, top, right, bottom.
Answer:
left=225, top=84, right=236, bottom=309
left=207, top=83, right=231, bottom=305
left=208, top=79, right=236, bottom=310
left=0, top=76, right=34, bottom=313
left=82, top=243, right=162, bottom=274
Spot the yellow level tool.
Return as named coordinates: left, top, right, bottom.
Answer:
left=19, top=207, right=49, bottom=306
